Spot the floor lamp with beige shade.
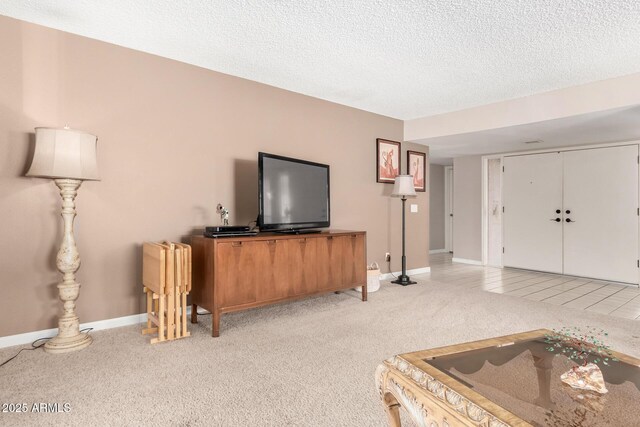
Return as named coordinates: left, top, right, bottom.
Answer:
left=26, top=127, right=99, bottom=354
left=391, top=175, right=417, bottom=286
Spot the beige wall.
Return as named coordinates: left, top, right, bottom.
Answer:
left=0, top=16, right=428, bottom=337
left=398, top=142, right=430, bottom=270
left=452, top=156, right=482, bottom=261
left=429, top=164, right=445, bottom=250
left=405, top=72, right=640, bottom=142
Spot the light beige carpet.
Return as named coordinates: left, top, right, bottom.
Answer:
left=1, top=275, right=639, bottom=426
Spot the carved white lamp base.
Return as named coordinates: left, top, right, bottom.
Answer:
left=44, top=179, right=93, bottom=354
left=44, top=330, right=93, bottom=354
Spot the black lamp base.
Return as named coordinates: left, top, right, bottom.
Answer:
left=391, top=275, right=417, bottom=286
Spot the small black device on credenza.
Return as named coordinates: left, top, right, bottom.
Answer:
left=206, top=226, right=250, bottom=233
left=204, top=226, right=257, bottom=238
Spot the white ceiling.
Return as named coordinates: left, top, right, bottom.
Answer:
left=1, top=1, right=640, bottom=120
left=420, top=105, right=640, bottom=165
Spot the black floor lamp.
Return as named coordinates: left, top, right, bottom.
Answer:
left=391, top=175, right=417, bottom=286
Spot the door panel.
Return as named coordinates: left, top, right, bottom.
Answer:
left=445, top=167, right=454, bottom=252
left=255, top=239, right=291, bottom=301
left=217, top=242, right=258, bottom=307
left=563, top=146, right=639, bottom=283
left=286, top=238, right=318, bottom=295
left=317, top=236, right=344, bottom=290
left=341, top=234, right=366, bottom=286
left=503, top=153, right=563, bottom=273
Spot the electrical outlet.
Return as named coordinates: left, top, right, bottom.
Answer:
left=385, top=253, right=391, bottom=262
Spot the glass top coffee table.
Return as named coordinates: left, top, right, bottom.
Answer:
left=376, top=329, right=640, bottom=427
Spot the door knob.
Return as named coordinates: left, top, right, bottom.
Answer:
left=556, top=209, right=561, bottom=214
left=550, top=218, right=561, bottom=222
left=566, top=210, right=571, bottom=214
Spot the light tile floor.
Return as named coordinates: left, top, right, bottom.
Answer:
left=427, top=253, right=640, bottom=320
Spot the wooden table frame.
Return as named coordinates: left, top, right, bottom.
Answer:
left=375, top=329, right=640, bottom=427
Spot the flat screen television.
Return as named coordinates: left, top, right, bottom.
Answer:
left=258, top=152, right=330, bottom=232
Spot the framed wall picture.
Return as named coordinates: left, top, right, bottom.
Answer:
left=407, top=150, right=426, bottom=192
left=376, top=138, right=401, bottom=183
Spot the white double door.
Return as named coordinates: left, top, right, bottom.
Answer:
left=503, top=145, right=639, bottom=284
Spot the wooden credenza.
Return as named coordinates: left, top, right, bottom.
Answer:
left=190, top=230, right=367, bottom=337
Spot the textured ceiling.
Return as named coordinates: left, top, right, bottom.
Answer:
left=1, top=1, right=640, bottom=119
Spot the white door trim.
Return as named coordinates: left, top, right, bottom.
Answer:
left=481, top=155, right=502, bottom=267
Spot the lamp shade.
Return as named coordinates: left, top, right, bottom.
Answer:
left=391, top=175, right=416, bottom=198
left=26, top=127, right=100, bottom=181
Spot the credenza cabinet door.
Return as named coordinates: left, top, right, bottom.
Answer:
left=341, top=234, right=366, bottom=286
left=255, top=239, right=291, bottom=301
left=286, top=238, right=318, bottom=295
left=317, top=236, right=344, bottom=290
left=216, top=242, right=258, bottom=307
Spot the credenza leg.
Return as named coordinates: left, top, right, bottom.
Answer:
left=212, top=310, right=220, bottom=337
left=362, top=283, right=368, bottom=302
left=191, top=304, right=198, bottom=324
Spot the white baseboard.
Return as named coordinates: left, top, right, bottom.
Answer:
left=452, top=257, right=483, bottom=266
left=379, top=266, right=431, bottom=280
left=0, top=312, right=150, bottom=349
left=429, top=249, right=448, bottom=254
left=0, top=305, right=212, bottom=350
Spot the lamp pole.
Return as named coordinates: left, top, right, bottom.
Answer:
left=45, top=179, right=93, bottom=353
left=401, top=196, right=407, bottom=279
left=392, top=195, right=416, bottom=286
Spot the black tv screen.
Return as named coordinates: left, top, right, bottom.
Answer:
left=258, top=152, right=330, bottom=231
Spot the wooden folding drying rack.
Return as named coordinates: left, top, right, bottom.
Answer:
left=142, top=241, right=192, bottom=343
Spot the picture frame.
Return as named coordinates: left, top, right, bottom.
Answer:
left=407, top=150, right=426, bottom=192
left=376, top=138, right=401, bottom=184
